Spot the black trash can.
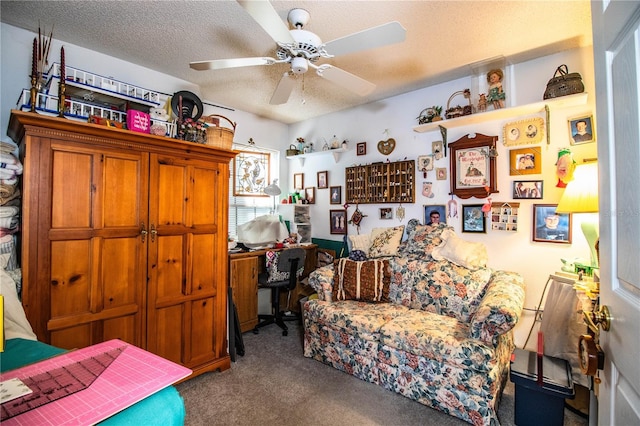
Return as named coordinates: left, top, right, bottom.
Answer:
left=510, top=348, right=575, bottom=426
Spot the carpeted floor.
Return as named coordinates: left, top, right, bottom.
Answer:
left=176, top=321, right=588, bottom=425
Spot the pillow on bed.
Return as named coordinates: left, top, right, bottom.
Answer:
left=349, top=234, right=371, bottom=254
left=368, top=226, right=404, bottom=258
left=332, top=258, right=391, bottom=302
left=431, top=229, right=488, bottom=270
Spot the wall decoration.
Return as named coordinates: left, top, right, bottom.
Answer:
left=432, top=141, right=444, bottom=160
left=509, top=147, right=542, bottom=175
left=296, top=224, right=311, bottom=243
left=436, top=168, right=447, bottom=180
left=293, top=173, right=304, bottom=190
left=422, top=181, right=435, bottom=198
left=533, top=204, right=572, bottom=243
left=317, top=170, right=328, bottom=189
left=380, top=208, right=393, bottom=219
left=330, top=209, right=347, bottom=234
left=568, top=114, right=595, bottom=145
left=449, top=133, right=498, bottom=199
left=513, top=180, right=543, bottom=199
left=503, top=117, right=544, bottom=146
left=330, top=186, right=342, bottom=204
left=490, top=202, right=519, bottom=231
left=356, top=142, right=367, bottom=156
left=233, top=150, right=270, bottom=196
left=377, top=138, right=396, bottom=155
left=424, top=205, right=446, bottom=225
left=305, top=187, right=316, bottom=204
left=462, top=204, right=486, bottom=233
left=294, top=205, right=310, bottom=223
left=417, top=155, right=434, bottom=178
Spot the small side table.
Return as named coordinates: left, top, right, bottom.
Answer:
left=510, top=348, right=575, bottom=426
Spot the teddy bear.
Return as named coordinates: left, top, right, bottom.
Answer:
left=149, top=107, right=170, bottom=136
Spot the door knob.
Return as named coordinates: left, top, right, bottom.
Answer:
left=140, top=222, right=148, bottom=243
left=583, top=305, right=611, bottom=333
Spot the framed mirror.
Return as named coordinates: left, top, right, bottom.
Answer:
left=448, top=133, right=498, bottom=199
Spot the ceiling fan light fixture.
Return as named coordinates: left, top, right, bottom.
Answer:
left=291, top=57, right=308, bottom=74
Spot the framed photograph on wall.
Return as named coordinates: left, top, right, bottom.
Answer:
left=424, top=204, right=446, bottom=225
left=503, top=117, right=545, bottom=146
left=436, top=167, right=447, bottom=180
left=356, top=142, right=367, bottom=156
left=449, top=133, right=498, bottom=199
left=329, top=209, right=347, bottom=234
left=305, top=187, right=316, bottom=204
left=317, top=170, right=328, bottom=189
left=568, top=114, right=595, bottom=145
left=509, top=147, right=542, bottom=175
left=513, top=180, right=543, bottom=199
left=380, top=207, right=393, bottom=220
left=330, top=186, right=342, bottom=204
left=293, top=173, right=304, bottom=190
left=532, top=204, right=572, bottom=243
left=462, top=204, right=486, bottom=233
left=233, top=150, right=270, bottom=196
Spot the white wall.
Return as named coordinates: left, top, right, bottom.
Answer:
left=2, top=22, right=597, bottom=348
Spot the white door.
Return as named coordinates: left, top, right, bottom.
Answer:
left=591, top=1, right=640, bottom=424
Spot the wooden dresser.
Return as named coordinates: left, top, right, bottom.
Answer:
left=8, top=110, right=235, bottom=378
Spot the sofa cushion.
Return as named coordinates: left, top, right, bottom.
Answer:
left=368, top=226, right=404, bottom=258
left=305, top=299, right=409, bottom=341
left=349, top=234, right=371, bottom=254
left=379, top=309, right=498, bottom=373
left=432, top=229, right=488, bottom=270
left=333, top=258, right=391, bottom=302
left=397, top=223, right=453, bottom=258
left=389, top=258, right=492, bottom=322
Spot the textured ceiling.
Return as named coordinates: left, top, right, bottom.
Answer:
left=1, top=1, right=593, bottom=124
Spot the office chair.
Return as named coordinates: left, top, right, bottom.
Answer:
left=253, top=248, right=306, bottom=336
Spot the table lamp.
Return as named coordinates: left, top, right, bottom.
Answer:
left=264, top=179, right=281, bottom=214
left=555, top=162, right=599, bottom=267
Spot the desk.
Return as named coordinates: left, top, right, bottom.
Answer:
left=229, top=245, right=317, bottom=333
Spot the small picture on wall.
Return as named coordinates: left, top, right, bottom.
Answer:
left=424, top=205, right=446, bottom=225
left=357, top=142, right=367, bottom=156
left=513, top=180, right=543, bottom=199
left=533, top=204, right=572, bottom=243
left=305, top=187, right=316, bottom=204
left=436, top=167, right=447, bottom=180
left=293, top=173, right=304, bottom=190
left=432, top=141, right=444, bottom=160
left=317, top=171, right=328, bottom=189
left=330, top=210, right=347, bottom=234
left=569, top=114, right=595, bottom=145
left=330, top=186, right=342, bottom=204
left=509, top=147, right=542, bottom=175
left=462, top=204, right=486, bottom=233
left=380, top=208, right=393, bottom=220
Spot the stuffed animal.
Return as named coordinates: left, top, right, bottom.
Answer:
left=149, top=107, right=170, bottom=136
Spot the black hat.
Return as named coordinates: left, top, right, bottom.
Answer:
left=171, top=91, right=204, bottom=121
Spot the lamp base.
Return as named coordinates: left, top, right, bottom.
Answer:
left=581, top=218, right=599, bottom=268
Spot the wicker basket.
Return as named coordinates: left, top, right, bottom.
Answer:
left=543, top=64, right=584, bottom=100
left=445, top=89, right=473, bottom=120
left=203, top=114, right=235, bottom=149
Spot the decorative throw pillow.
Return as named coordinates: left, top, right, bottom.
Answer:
left=332, top=258, right=391, bottom=302
left=432, top=229, right=488, bottom=270
left=368, top=226, right=405, bottom=258
left=397, top=223, right=453, bottom=258
left=265, top=250, right=304, bottom=283
left=348, top=234, right=371, bottom=254
left=348, top=249, right=368, bottom=261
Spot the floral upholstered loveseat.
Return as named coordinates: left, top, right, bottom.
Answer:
left=302, top=221, right=525, bottom=426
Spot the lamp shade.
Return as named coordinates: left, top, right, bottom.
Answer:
left=556, top=162, right=599, bottom=213
left=264, top=179, right=281, bottom=196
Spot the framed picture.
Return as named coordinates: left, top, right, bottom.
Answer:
left=432, top=141, right=444, bottom=160
left=462, top=204, right=486, bottom=233
left=503, top=117, right=545, bottom=146
left=509, top=147, right=542, bottom=175
left=305, top=187, right=316, bottom=204
left=317, top=170, right=328, bottom=189
left=449, top=133, right=498, bottom=199
left=356, top=142, right=367, bottom=156
left=533, top=204, right=572, bottom=243
left=293, top=173, right=304, bottom=190
left=436, top=167, right=447, bottom=180
left=513, top=180, right=543, bottom=199
left=330, top=186, right=342, bottom=204
left=568, top=114, right=595, bottom=145
left=329, top=209, right=347, bottom=234
left=380, top=207, right=393, bottom=220
left=233, top=150, right=270, bottom=196
left=424, top=204, right=446, bottom=225
left=417, top=155, right=434, bottom=173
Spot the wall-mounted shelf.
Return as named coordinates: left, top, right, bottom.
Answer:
left=412, top=93, right=588, bottom=133
left=345, top=160, right=415, bottom=204
left=286, top=147, right=347, bottom=166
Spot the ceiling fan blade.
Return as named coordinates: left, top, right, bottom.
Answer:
left=270, top=72, right=296, bottom=105
left=313, top=64, right=376, bottom=96
left=323, top=21, right=406, bottom=57
left=237, top=0, right=295, bottom=44
left=190, top=57, right=276, bottom=71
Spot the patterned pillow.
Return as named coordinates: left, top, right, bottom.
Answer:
left=368, top=226, right=405, bottom=258
left=397, top=223, right=453, bottom=258
left=349, top=249, right=368, bottom=261
left=431, top=229, right=488, bottom=270
left=349, top=234, right=371, bottom=254
left=265, top=250, right=304, bottom=283
left=332, top=258, right=391, bottom=302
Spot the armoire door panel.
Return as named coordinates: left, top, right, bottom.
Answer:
left=50, top=323, right=92, bottom=349
left=50, top=239, right=92, bottom=318
left=103, top=315, right=138, bottom=345
left=156, top=163, right=188, bottom=226
left=51, top=150, right=93, bottom=229
left=148, top=304, right=183, bottom=364
left=102, top=153, right=147, bottom=228
left=191, top=234, right=216, bottom=296
left=101, top=237, right=145, bottom=309
left=188, top=297, right=216, bottom=365
left=153, top=234, right=186, bottom=300
left=191, top=167, right=217, bottom=225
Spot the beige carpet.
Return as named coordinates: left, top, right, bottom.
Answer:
left=176, top=321, right=588, bottom=425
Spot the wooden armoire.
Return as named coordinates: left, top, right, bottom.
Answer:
left=8, top=110, right=235, bottom=378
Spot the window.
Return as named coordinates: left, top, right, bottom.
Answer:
left=228, top=145, right=279, bottom=239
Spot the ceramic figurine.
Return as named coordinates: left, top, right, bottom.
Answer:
left=486, top=69, right=505, bottom=109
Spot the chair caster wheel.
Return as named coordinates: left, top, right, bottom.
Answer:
left=253, top=329, right=259, bottom=334
left=282, top=330, right=288, bottom=336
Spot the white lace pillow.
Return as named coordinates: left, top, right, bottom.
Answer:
left=431, top=229, right=488, bottom=270
left=349, top=234, right=371, bottom=254
left=368, top=226, right=405, bottom=258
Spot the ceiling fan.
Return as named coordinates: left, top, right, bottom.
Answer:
left=189, top=0, right=406, bottom=105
